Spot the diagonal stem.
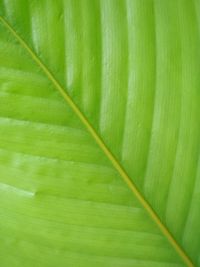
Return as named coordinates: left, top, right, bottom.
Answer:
left=0, top=15, right=194, bottom=267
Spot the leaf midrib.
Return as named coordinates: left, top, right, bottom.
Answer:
left=0, top=15, right=194, bottom=267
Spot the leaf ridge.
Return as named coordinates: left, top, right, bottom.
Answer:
left=0, top=15, right=194, bottom=267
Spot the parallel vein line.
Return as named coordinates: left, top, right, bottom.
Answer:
left=0, top=15, right=194, bottom=267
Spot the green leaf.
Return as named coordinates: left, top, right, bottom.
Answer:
left=0, top=1, right=199, bottom=266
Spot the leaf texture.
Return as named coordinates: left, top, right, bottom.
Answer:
left=0, top=0, right=200, bottom=266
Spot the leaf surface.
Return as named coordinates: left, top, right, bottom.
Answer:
left=0, top=1, right=200, bottom=266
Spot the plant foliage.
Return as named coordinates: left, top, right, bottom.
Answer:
left=0, top=1, right=200, bottom=266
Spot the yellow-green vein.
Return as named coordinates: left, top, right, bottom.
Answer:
left=0, top=15, right=194, bottom=267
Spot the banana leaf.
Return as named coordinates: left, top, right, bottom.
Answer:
left=0, top=1, right=199, bottom=266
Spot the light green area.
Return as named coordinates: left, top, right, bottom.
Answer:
left=0, top=0, right=200, bottom=266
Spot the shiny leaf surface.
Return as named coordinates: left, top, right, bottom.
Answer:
left=0, top=1, right=200, bottom=266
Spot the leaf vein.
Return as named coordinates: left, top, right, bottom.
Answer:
left=0, top=15, right=194, bottom=267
